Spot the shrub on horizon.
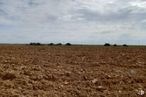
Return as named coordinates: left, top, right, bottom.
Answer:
left=113, top=44, right=117, bottom=46
left=48, top=43, right=54, bottom=46
left=104, top=43, right=110, bottom=46
left=65, top=43, right=71, bottom=46
left=123, top=44, right=128, bottom=47
left=56, top=43, right=62, bottom=45
left=29, top=42, right=41, bottom=46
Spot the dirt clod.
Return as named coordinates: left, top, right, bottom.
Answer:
left=2, top=72, right=16, bottom=80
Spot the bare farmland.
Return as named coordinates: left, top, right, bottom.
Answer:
left=0, top=45, right=146, bottom=97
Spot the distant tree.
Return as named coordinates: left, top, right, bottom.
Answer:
left=36, top=43, right=41, bottom=45
left=123, top=44, right=128, bottom=47
left=29, top=42, right=33, bottom=45
left=65, top=43, right=71, bottom=46
left=113, top=44, right=117, bottom=46
left=29, top=42, right=41, bottom=46
left=104, top=43, right=110, bottom=46
left=56, top=43, right=62, bottom=45
left=48, top=43, right=54, bottom=46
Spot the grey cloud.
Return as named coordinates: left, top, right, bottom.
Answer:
left=0, top=9, right=7, bottom=16
left=27, top=0, right=41, bottom=7
left=0, top=0, right=146, bottom=44
left=99, top=31, right=114, bottom=34
left=75, top=5, right=146, bottom=23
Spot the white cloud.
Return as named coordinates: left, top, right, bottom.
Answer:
left=0, top=0, right=146, bottom=44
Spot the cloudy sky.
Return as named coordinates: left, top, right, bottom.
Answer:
left=0, top=0, right=146, bottom=44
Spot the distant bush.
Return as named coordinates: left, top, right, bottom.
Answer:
left=48, top=43, right=54, bottom=46
left=104, top=43, right=110, bottom=46
left=113, top=44, right=117, bottom=46
left=56, top=43, right=62, bottom=45
left=123, top=44, right=128, bottom=47
left=29, top=42, right=41, bottom=46
left=65, top=43, right=71, bottom=46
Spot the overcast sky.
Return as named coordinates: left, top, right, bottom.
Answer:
left=0, top=0, right=146, bottom=44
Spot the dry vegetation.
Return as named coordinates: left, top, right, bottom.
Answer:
left=0, top=45, right=146, bottom=97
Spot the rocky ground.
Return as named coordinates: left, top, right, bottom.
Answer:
left=0, top=45, right=146, bottom=97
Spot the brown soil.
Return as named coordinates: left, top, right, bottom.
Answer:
left=0, top=45, right=146, bottom=97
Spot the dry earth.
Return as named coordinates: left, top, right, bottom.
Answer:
left=0, top=45, right=146, bottom=97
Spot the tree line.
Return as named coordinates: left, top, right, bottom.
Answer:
left=104, top=43, right=128, bottom=47
left=29, top=42, right=128, bottom=47
left=29, top=42, right=71, bottom=46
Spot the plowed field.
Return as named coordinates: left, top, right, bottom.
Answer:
left=0, top=45, right=146, bottom=97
